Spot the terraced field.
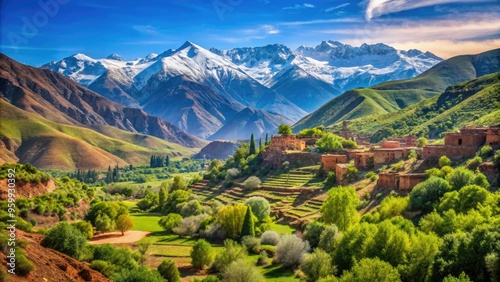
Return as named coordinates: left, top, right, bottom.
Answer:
left=262, top=166, right=324, bottom=188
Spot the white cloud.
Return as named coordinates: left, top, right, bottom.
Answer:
left=132, top=25, right=158, bottom=35
left=325, top=3, right=350, bottom=12
left=283, top=3, right=315, bottom=10
left=390, top=39, right=500, bottom=58
left=262, top=25, right=280, bottom=34
left=365, top=0, right=496, bottom=20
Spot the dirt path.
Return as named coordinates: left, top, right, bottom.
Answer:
left=89, top=231, right=150, bottom=244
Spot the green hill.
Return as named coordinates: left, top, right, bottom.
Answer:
left=0, top=100, right=194, bottom=169
left=346, top=72, right=500, bottom=141
left=293, top=49, right=500, bottom=131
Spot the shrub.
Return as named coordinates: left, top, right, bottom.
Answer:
left=172, top=214, right=208, bottom=237
left=447, top=166, right=474, bottom=190
left=300, top=249, right=333, bottom=282
left=217, top=204, right=247, bottom=239
left=241, top=206, right=255, bottom=237
left=113, top=267, right=165, bottom=282
left=303, top=221, right=325, bottom=248
left=274, top=235, right=310, bottom=268
left=494, top=150, right=500, bottom=167
left=257, top=250, right=270, bottom=266
left=341, top=139, right=357, bottom=149
left=343, top=165, right=358, bottom=182
left=316, top=133, right=343, bottom=152
left=439, top=156, right=452, bottom=168
left=416, top=137, right=428, bottom=147
left=225, top=168, right=240, bottom=180
left=91, top=260, right=116, bottom=277
left=466, top=156, right=482, bottom=170
left=245, top=197, right=270, bottom=222
left=41, top=222, right=87, bottom=258
left=71, top=220, right=94, bottom=239
left=477, top=145, right=493, bottom=158
left=158, top=213, right=182, bottom=233
left=95, top=214, right=113, bottom=233
left=213, top=240, right=248, bottom=272
left=16, top=252, right=35, bottom=276
left=180, top=200, right=203, bottom=217
left=221, top=259, right=265, bottom=282
left=191, top=239, right=215, bottom=270
left=318, top=224, right=342, bottom=254
left=242, top=236, right=261, bottom=253
left=364, top=171, right=378, bottom=182
left=260, top=231, right=280, bottom=245
left=198, top=276, right=220, bottom=282
left=278, top=124, right=292, bottom=135
left=242, top=176, right=261, bottom=190
left=324, top=171, right=336, bottom=187
left=338, top=257, right=401, bottom=281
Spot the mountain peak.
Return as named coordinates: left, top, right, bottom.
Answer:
left=106, top=54, right=124, bottom=61
left=177, top=40, right=198, bottom=50
left=72, top=53, right=94, bottom=61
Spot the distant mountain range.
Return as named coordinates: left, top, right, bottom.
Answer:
left=293, top=48, right=500, bottom=137
left=42, top=40, right=442, bottom=139
left=0, top=54, right=202, bottom=169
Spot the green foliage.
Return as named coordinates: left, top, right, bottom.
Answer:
left=71, top=220, right=94, bottom=239
left=95, top=214, right=114, bottom=233
left=494, top=150, right=500, bottom=167
left=116, top=214, right=134, bottom=235
left=42, top=222, right=87, bottom=258
left=180, top=200, right=203, bottom=217
left=477, top=145, right=493, bottom=158
left=442, top=272, right=472, bottom=282
left=249, top=134, right=256, bottom=155
left=466, top=156, right=482, bottom=170
left=221, top=259, right=265, bottom=282
left=245, top=197, right=270, bottom=222
left=217, top=204, right=247, bottom=239
left=275, top=235, right=310, bottom=268
left=377, top=196, right=409, bottom=220
left=320, top=186, right=360, bottom=231
left=260, top=231, right=280, bottom=245
left=439, top=156, right=452, bottom=168
left=170, top=175, right=188, bottom=191
left=162, top=190, right=190, bottom=214
left=410, top=177, right=450, bottom=211
left=0, top=163, right=50, bottom=183
left=278, top=124, right=292, bottom=135
left=158, top=213, right=182, bottom=233
left=158, top=259, right=181, bottom=282
left=298, top=127, right=324, bottom=137
left=324, top=171, right=336, bottom=187
left=241, top=206, right=255, bottom=237
left=241, top=236, right=261, bottom=253
left=416, top=137, right=428, bottom=147
left=301, top=249, right=334, bottom=282
left=437, top=185, right=490, bottom=213
left=113, top=267, right=166, bottom=282
left=447, top=166, right=475, bottom=190
left=191, top=239, right=215, bottom=269
left=339, top=257, right=401, bottom=282
left=303, top=221, right=325, bottom=249
left=318, top=224, right=342, bottom=254
left=343, top=165, right=358, bottom=182
left=137, top=190, right=159, bottom=211
left=16, top=251, right=35, bottom=276
left=213, top=240, right=248, bottom=272
left=316, top=133, right=344, bottom=152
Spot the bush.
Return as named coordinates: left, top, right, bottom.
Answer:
left=42, top=222, right=87, bottom=258
left=71, top=221, right=94, bottom=239
left=245, top=197, right=270, bottom=222
left=303, top=221, right=325, bottom=249
left=221, top=259, right=265, bottom=282
left=172, top=214, right=208, bottom=237
left=158, top=213, right=182, bottom=233
left=16, top=252, right=35, bottom=276
left=300, top=249, right=333, bottom=282
left=278, top=124, right=292, bottom=135
left=494, top=150, right=500, bottom=167
left=477, top=145, right=493, bottom=158
left=242, top=236, right=261, bottom=253
left=338, top=257, right=401, bottom=281
left=242, top=176, right=261, bottom=190
left=318, top=224, right=342, bottom=254
left=180, top=200, right=203, bottom=217
left=316, top=133, right=343, bottom=152
left=439, top=156, right=452, bottom=168
left=364, top=171, right=378, bottom=182
left=191, top=239, right=215, bottom=270
left=213, top=240, right=248, bottom=272
left=225, top=168, right=240, bottom=180
left=416, top=137, right=428, bottom=147
left=343, top=165, right=358, bottom=182
left=91, top=260, right=116, bottom=277
left=324, top=171, right=336, bottom=187
left=409, top=177, right=450, bottom=211
left=466, top=156, right=482, bottom=170
left=447, top=166, right=474, bottom=190
left=257, top=250, right=270, bottom=266
left=274, top=235, right=310, bottom=268
left=260, top=231, right=280, bottom=245
left=113, top=267, right=166, bottom=282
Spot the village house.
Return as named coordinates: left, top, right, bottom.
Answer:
left=321, top=154, right=348, bottom=173
left=377, top=172, right=427, bottom=193
left=423, top=125, right=500, bottom=159
left=268, top=135, right=306, bottom=151
left=372, top=141, right=418, bottom=165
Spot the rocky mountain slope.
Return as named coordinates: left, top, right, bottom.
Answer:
left=293, top=48, right=500, bottom=131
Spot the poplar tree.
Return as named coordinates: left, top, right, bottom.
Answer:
left=249, top=134, right=256, bottom=155
left=241, top=206, right=255, bottom=237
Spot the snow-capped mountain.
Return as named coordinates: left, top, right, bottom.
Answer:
left=213, top=40, right=442, bottom=111
left=42, top=40, right=442, bottom=139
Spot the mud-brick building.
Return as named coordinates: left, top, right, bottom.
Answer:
left=335, top=163, right=349, bottom=183
left=387, top=136, right=418, bottom=147
left=372, top=141, right=417, bottom=164
left=269, top=135, right=306, bottom=151
left=423, top=125, right=500, bottom=159
left=377, top=172, right=427, bottom=193
left=353, top=152, right=375, bottom=170
left=322, top=154, right=348, bottom=173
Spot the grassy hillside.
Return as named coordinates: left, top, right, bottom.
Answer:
left=293, top=49, right=500, bottom=131
left=346, top=72, right=500, bottom=141
left=0, top=100, right=194, bottom=169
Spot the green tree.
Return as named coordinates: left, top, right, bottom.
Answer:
left=241, top=206, right=255, bottom=237
left=259, top=138, right=263, bottom=150
left=439, top=156, right=452, bottom=168
left=245, top=197, right=270, bottom=222
left=303, top=221, right=325, bottom=249
left=171, top=175, right=187, bottom=191
left=95, top=214, right=113, bottom=233
left=301, top=249, right=334, bottom=282
left=339, top=257, right=401, bottom=282
left=158, top=259, right=181, bottom=282
left=191, top=239, right=215, bottom=269
left=249, top=134, right=256, bottom=155
left=214, top=240, right=248, bottom=272
left=343, top=165, right=358, bottom=183
left=116, top=214, right=134, bottom=235
left=71, top=220, right=94, bottom=239
left=410, top=177, right=450, bottom=211
left=41, top=222, right=87, bottom=258
left=137, top=189, right=159, bottom=211
left=158, top=184, right=169, bottom=207
left=316, top=133, right=343, bottom=152
left=106, top=165, right=113, bottom=184
left=265, top=133, right=269, bottom=145
left=275, top=235, right=310, bottom=268
left=447, top=166, right=474, bottom=190
left=278, top=124, right=292, bottom=135
left=494, top=150, right=500, bottom=167
left=320, top=186, right=360, bottom=231
left=416, top=137, right=428, bottom=147
left=217, top=204, right=247, bottom=239
left=162, top=190, right=190, bottom=214
left=318, top=224, right=342, bottom=254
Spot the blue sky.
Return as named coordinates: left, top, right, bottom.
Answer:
left=1, top=0, right=499, bottom=66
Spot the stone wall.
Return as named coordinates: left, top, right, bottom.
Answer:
left=486, top=127, right=500, bottom=146
left=261, top=150, right=322, bottom=169
left=398, top=173, right=427, bottom=192
left=354, top=153, right=374, bottom=170
left=377, top=172, right=399, bottom=188
left=373, top=148, right=406, bottom=164
left=335, top=163, right=348, bottom=183
left=423, top=145, right=478, bottom=160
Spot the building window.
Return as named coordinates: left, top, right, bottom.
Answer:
left=458, top=139, right=462, bottom=145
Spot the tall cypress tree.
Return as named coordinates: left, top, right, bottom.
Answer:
left=106, top=165, right=112, bottom=184
left=241, top=205, right=255, bottom=237
left=259, top=138, right=263, bottom=150
left=165, top=155, right=170, bottom=167
left=249, top=134, right=256, bottom=155
left=265, top=133, right=269, bottom=145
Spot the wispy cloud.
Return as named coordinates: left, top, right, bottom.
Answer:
left=325, top=3, right=350, bottom=12
left=390, top=39, right=500, bottom=58
left=132, top=25, right=158, bottom=35
left=283, top=3, right=315, bottom=10
left=121, top=40, right=176, bottom=45
left=280, top=18, right=362, bottom=26
left=366, top=0, right=496, bottom=20
left=0, top=46, right=78, bottom=52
